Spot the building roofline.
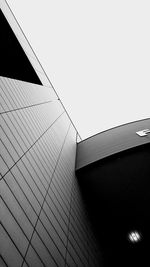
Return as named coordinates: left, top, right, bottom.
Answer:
left=78, top=117, right=150, bottom=144
left=4, top=0, right=82, bottom=140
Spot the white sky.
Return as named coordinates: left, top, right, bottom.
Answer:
left=8, top=0, right=150, bottom=139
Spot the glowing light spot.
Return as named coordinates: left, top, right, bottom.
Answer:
left=128, top=231, right=141, bottom=243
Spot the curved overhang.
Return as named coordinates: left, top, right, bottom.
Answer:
left=76, top=119, right=150, bottom=266
left=76, top=118, right=150, bottom=171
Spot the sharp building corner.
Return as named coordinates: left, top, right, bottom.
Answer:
left=0, top=1, right=100, bottom=266
left=0, top=1, right=150, bottom=267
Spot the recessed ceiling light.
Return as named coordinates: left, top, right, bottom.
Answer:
left=128, top=231, right=141, bottom=243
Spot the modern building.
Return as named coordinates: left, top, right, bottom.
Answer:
left=76, top=119, right=150, bottom=266
left=0, top=1, right=150, bottom=267
left=0, top=1, right=100, bottom=266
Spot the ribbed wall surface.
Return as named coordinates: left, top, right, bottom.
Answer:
left=0, top=76, right=100, bottom=267
left=76, top=119, right=150, bottom=170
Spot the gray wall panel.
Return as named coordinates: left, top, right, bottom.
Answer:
left=0, top=224, right=23, bottom=267
left=76, top=118, right=150, bottom=170
left=0, top=76, right=100, bottom=266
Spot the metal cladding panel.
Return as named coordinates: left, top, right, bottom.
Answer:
left=0, top=76, right=100, bottom=266
left=76, top=119, right=150, bottom=170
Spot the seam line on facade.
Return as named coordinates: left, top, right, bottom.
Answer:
left=1, top=117, right=79, bottom=247
left=21, top=123, right=72, bottom=267
left=0, top=255, right=9, bottom=267
left=0, top=111, right=65, bottom=181
left=0, top=99, right=58, bottom=114
left=4, top=0, right=82, bottom=140
left=0, top=220, right=30, bottom=267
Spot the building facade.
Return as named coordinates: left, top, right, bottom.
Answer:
left=0, top=1, right=100, bottom=266
left=76, top=119, right=150, bottom=266
left=1, top=1, right=150, bottom=267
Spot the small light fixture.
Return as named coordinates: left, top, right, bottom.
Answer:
left=136, top=129, right=150, bottom=136
left=128, top=231, right=141, bottom=243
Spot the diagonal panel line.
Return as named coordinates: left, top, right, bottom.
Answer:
left=0, top=221, right=30, bottom=267
left=0, top=255, right=9, bottom=267
left=4, top=0, right=82, bottom=140
left=21, top=122, right=71, bottom=267
left=0, top=99, right=58, bottom=115
left=0, top=111, right=65, bottom=180
left=64, top=181, right=74, bottom=267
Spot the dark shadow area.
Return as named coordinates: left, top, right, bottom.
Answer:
left=0, top=10, right=42, bottom=85
left=76, top=144, right=150, bottom=267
